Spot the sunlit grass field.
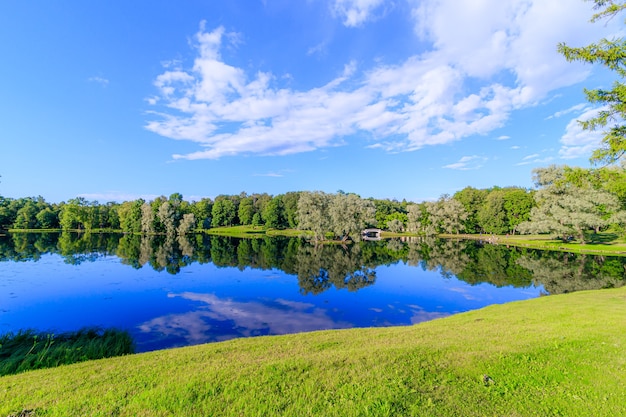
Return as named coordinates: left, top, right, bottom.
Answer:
left=2, top=287, right=625, bottom=416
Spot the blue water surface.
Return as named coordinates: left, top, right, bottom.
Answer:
left=0, top=251, right=543, bottom=352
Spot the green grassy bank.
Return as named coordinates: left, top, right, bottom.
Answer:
left=445, top=233, right=626, bottom=256
left=2, top=287, right=625, bottom=416
left=201, top=225, right=308, bottom=238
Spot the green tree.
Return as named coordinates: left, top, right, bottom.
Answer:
left=281, top=192, right=300, bottom=228
left=191, top=198, right=213, bottom=229
left=238, top=197, right=255, bottom=225
left=565, top=165, right=626, bottom=208
left=36, top=207, right=59, bottom=229
left=453, top=187, right=487, bottom=233
left=383, top=212, right=407, bottom=232
left=263, top=196, right=284, bottom=229
left=59, top=198, right=91, bottom=230
left=503, top=188, right=535, bottom=234
left=13, top=201, right=39, bottom=229
left=253, top=193, right=272, bottom=221
left=558, top=0, right=626, bottom=165
left=168, top=193, right=185, bottom=226
left=477, top=190, right=508, bottom=235
left=0, top=197, right=15, bottom=230
left=211, top=198, right=236, bottom=227
left=118, top=199, right=144, bottom=233
left=371, top=198, right=407, bottom=230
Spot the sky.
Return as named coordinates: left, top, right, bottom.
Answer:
left=0, top=0, right=621, bottom=203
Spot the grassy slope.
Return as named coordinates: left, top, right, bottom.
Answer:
left=2, top=288, right=625, bottom=416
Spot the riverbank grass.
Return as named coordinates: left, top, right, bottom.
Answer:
left=2, top=287, right=625, bottom=416
left=446, top=232, right=626, bottom=256
left=201, top=224, right=269, bottom=237
left=0, top=328, right=134, bottom=377
left=202, top=225, right=312, bottom=238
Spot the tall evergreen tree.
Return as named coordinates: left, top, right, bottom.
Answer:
left=558, top=0, right=626, bottom=164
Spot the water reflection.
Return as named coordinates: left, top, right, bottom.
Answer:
left=1, top=232, right=625, bottom=294
left=295, top=244, right=377, bottom=295
left=2, top=232, right=625, bottom=351
left=138, top=293, right=350, bottom=349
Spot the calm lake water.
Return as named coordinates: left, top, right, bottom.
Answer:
left=1, top=233, right=624, bottom=352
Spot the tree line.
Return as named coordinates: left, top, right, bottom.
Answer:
left=1, top=164, right=625, bottom=242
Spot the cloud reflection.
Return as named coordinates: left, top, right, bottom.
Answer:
left=137, top=292, right=351, bottom=348
left=407, top=305, right=450, bottom=324
left=448, top=286, right=480, bottom=301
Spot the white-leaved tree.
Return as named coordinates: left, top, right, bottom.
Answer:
left=518, top=165, right=624, bottom=242
left=177, top=213, right=196, bottom=236
left=297, top=191, right=376, bottom=241
left=141, top=202, right=155, bottom=235
left=328, top=193, right=376, bottom=242
left=427, top=196, right=468, bottom=235
left=297, top=191, right=331, bottom=241
left=158, top=201, right=176, bottom=237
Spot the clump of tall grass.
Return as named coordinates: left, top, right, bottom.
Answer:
left=0, top=327, right=134, bottom=376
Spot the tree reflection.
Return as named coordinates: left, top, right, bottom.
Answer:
left=295, top=244, right=377, bottom=295
left=517, top=252, right=626, bottom=294
left=1, top=232, right=624, bottom=295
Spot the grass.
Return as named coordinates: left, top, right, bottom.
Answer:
left=0, top=328, right=134, bottom=377
left=201, top=224, right=270, bottom=237
left=7, top=228, right=119, bottom=233
left=1, top=287, right=625, bottom=416
left=202, top=225, right=315, bottom=239
left=445, top=233, right=626, bottom=256
left=380, top=231, right=413, bottom=238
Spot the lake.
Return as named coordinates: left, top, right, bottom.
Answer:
left=1, top=232, right=624, bottom=352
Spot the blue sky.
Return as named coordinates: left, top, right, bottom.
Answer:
left=0, top=0, right=620, bottom=203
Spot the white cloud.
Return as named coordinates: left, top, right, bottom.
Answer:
left=88, top=76, right=109, bottom=86
left=442, top=155, right=487, bottom=170
left=558, top=107, right=604, bottom=159
left=510, top=145, right=521, bottom=150
left=307, top=40, right=329, bottom=56
left=497, top=135, right=510, bottom=140
left=515, top=152, right=554, bottom=166
left=412, top=0, right=601, bottom=97
left=253, top=172, right=283, bottom=177
left=145, top=2, right=616, bottom=160
left=546, top=103, right=588, bottom=120
left=332, top=0, right=386, bottom=27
